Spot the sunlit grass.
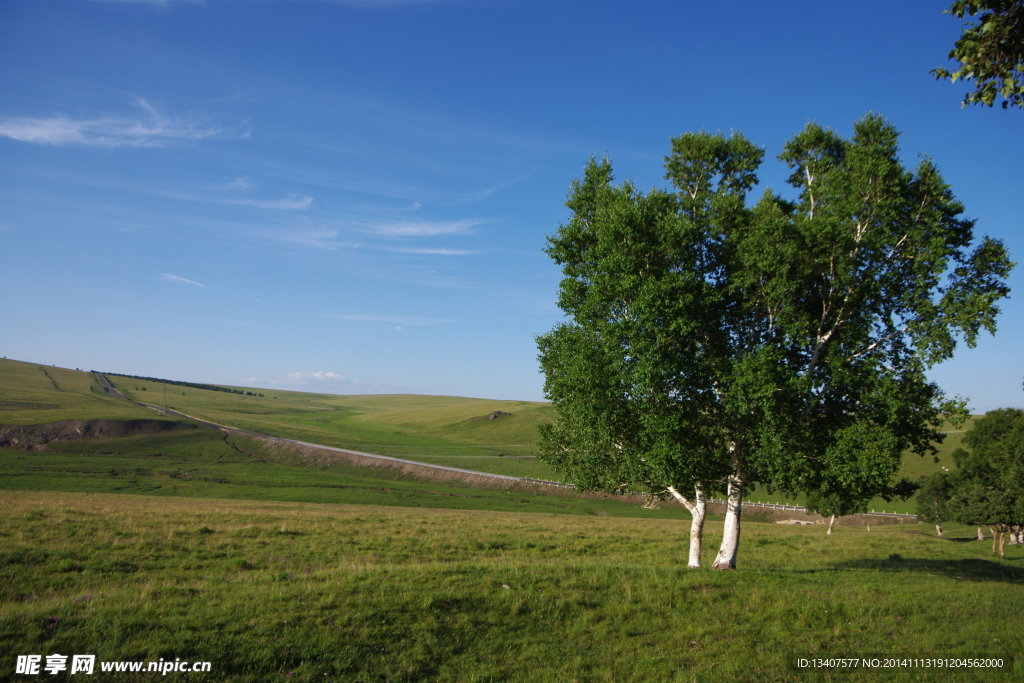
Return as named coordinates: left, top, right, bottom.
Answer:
left=2, top=491, right=1021, bottom=682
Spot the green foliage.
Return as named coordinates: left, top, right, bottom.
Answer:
left=915, top=472, right=951, bottom=525
left=539, top=115, right=1013, bottom=525
left=945, top=408, right=1024, bottom=526
left=933, top=1, right=1024, bottom=108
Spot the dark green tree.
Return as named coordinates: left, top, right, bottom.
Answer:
left=933, top=1, right=1024, bottom=108
left=916, top=472, right=952, bottom=536
left=538, top=114, right=1013, bottom=570
left=945, top=408, right=1024, bottom=555
left=808, top=477, right=918, bottom=536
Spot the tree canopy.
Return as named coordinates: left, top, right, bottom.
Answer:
left=933, top=0, right=1024, bottom=108
left=538, top=114, right=1013, bottom=569
left=946, top=409, right=1024, bottom=530
left=915, top=472, right=952, bottom=535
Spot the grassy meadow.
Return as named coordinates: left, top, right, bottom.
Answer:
left=0, top=358, right=969, bottom=512
left=0, top=358, right=560, bottom=481
left=104, top=371, right=557, bottom=479
left=0, top=425, right=691, bottom=520
left=2, top=491, right=1021, bottom=682
left=4, top=357, right=1021, bottom=680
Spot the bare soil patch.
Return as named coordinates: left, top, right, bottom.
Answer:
left=0, top=400, right=61, bottom=411
left=0, top=419, right=199, bottom=451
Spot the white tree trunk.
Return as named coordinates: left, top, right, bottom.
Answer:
left=826, top=514, right=836, bottom=535
left=668, top=483, right=706, bottom=568
left=712, top=474, right=743, bottom=570
left=935, top=523, right=943, bottom=537
left=977, top=527, right=985, bottom=541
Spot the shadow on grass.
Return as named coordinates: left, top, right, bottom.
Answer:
left=829, top=556, right=1024, bottom=583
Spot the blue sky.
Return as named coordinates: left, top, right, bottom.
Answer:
left=1, top=0, right=1021, bottom=408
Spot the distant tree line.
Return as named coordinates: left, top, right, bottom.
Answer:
left=917, top=409, right=1024, bottom=557
left=99, top=372, right=265, bottom=397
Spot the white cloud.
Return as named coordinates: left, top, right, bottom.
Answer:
left=90, top=0, right=459, bottom=8
left=93, top=0, right=446, bottom=5
left=247, top=370, right=409, bottom=393
left=324, top=313, right=453, bottom=325
left=391, top=247, right=478, bottom=255
left=161, top=273, right=208, bottom=288
left=366, top=219, right=479, bottom=237
left=92, top=0, right=203, bottom=5
left=209, top=193, right=315, bottom=210
left=265, top=227, right=346, bottom=249
left=288, top=371, right=345, bottom=382
left=225, top=177, right=251, bottom=190
left=245, top=193, right=313, bottom=210
left=0, top=98, right=224, bottom=147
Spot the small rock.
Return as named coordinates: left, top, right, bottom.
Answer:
left=501, top=584, right=510, bottom=590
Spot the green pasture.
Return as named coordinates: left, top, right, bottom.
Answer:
left=2, top=491, right=1021, bottom=682
left=0, top=358, right=561, bottom=480
left=109, top=366, right=959, bottom=512
left=0, top=426, right=687, bottom=520
left=0, top=360, right=156, bottom=424
left=0, top=359, right=971, bottom=510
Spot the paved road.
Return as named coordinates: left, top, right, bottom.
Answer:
left=94, top=372, right=129, bottom=401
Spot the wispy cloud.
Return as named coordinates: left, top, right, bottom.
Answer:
left=92, top=0, right=203, bottom=5
left=153, top=187, right=312, bottom=210
left=162, top=273, right=208, bottom=288
left=93, top=0, right=447, bottom=5
left=390, top=247, right=479, bottom=255
left=324, top=314, right=453, bottom=325
left=366, top=219, right=479, bottom=237
left=264, top=227, right=349, bottom=249
left=260, top=219, right=479, bottom=251
left=319, top=0, right=454, bottom=5
left=225, top=177, right=251, bottom=190
left=0, top=98, right=227, bottom=147
left=225, top=193, right=314, bottom=210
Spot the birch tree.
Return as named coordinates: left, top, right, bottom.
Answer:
left=916, top=472, right=952, bottom=536
left=538, top=114, right=1013, bottom=570
left=933, top=0, right=1024, bottom=109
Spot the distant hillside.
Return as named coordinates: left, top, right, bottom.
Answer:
left=0, top=357, right=972, bottom=509
left=0, top=358, right=557, bottom=480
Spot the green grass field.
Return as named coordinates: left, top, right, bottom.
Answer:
left=0, top=359, right=560, bottom=481
left=2, top=491, right=1020, bottom=682
left=2, top=357, right=1022, bottom=681
left=0, top=358, right=969, bottom=511
left=0, top=426, right=691, bottom=520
